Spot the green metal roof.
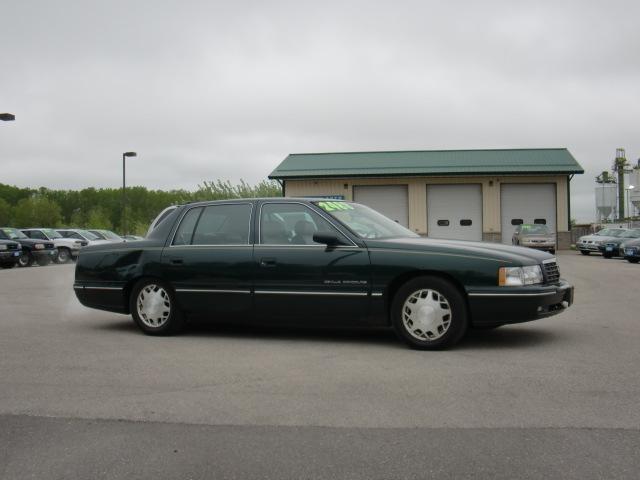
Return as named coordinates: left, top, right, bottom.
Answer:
left=269, top=148, right=584, bottom=179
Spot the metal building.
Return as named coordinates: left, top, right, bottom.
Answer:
left=269, top=148, right=584, bottom=249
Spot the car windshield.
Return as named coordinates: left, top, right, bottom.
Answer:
left=42, top=228, right=63, bottom=239
left=621, top=229, right=640, bottom=238
left=77, top=230, right=100, bottom=240
left=314, top=201, right=419, bottom=239
left=1, top=228, right=28, bottom=240
left=520, top=224, right=550, bottom=235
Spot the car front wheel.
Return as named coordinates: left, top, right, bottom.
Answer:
left=391, top=276, right=468, bottom=350
left=130, top=279, right=184, bottom=335
left=56, top=248, right=71, bottom=264
left=18, top=252, right=33, bottom=267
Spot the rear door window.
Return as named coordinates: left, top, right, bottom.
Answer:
left=192, top=204, right=252, bottom=245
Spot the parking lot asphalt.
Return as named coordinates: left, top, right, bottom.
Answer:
left=1, top=252, right=639, bottom=479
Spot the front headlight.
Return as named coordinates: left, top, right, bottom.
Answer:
left=499, top=265, right=543, bottom=286
left=34, top=243, right=45, bottom=250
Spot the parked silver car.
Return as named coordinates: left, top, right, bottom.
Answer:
left=55, top=229, right=111, bottom=247
left=512, top=224, right=556, bottom=253
left=87, top=229, right=125, bottom=243
left=576, top=227, right=628, bottom=255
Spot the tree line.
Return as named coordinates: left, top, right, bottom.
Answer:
left=0, top=180, right=282, bottom=235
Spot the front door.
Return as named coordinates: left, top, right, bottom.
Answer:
left=253, top=202, right=371, bottom=325
left=162, top=202, right=254, bottom=320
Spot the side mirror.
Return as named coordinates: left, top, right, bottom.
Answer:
left=313, top=232, right=342, bottom=246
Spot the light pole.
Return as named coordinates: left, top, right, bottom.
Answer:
left=0, top=113, right=15, bottom=121
left=122, top=151, right=137, bottom=235
left=627, top=185, right=635, bottom=228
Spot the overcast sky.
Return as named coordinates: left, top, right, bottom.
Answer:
left=2, top=0, right=639, bottom=222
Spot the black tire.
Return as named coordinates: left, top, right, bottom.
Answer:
left=55, top=247, right=71, bottom=264
left=18, top=252, right=33, bottom=267
left=129, top=278, right=185, bottom=336
left=603, top=253, right=612, bottom=259
left=0, top=262, right=15, bottom=269
left=628, top=258, right=640, bottom=264
left=391, top=276, right=468, bottom=350
left=580, top=250, right=590, bottom=255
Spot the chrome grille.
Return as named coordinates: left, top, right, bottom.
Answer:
left=7, top=243, right=18, bottom=250
left=543, top=260, right=560, bottom=284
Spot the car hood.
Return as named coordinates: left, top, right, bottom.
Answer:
left=578, top=234, right=620, bottom=242
left=364, top=236, right=554, bottom=265
left=620, top=237, right=640, bottom=247
left=604, top=237, right=639, bottom=245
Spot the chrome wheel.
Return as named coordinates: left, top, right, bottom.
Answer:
left=402, top=288, right=452, bottom=341
left=57, top=248, right=70, bottom=263
left=18, top=254, right=31, bottom=267
left=136, top=284, right=171, bottom=328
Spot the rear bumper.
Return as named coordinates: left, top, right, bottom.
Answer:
left=73, top=283, right=128, bottom=314
left=468, top=280, right=574, bottom=327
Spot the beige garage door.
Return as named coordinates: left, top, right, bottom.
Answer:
left=352, top=185, right=409, bottom=227
left=427, top=184, right=483, bottom=241
left=500, top=183, right=556, bottom=244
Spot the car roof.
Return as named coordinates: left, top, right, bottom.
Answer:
left=177, top=197, right=345, bottom=207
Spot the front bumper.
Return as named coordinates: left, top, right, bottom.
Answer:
left=32, top=248, right=58, bottom=259
left=521, top=242, right=556, bottom=251
left=577, top=242, right=601, bottom=252
left=598, top=244, right=622, bottom=256
left=623, top=246, right=640, bottom=259
left=0, top=250, right=21, bottom=262
left=468, top=280, right=574, bottom=327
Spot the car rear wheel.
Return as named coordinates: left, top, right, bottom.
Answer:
left=130, top=279, right=184, bottom=335
left=391, top=276, right=468, bottom=350
left=603, top=252, right=612, bottom=259
left=18, top=252, right=33, bottom=267
left=580, top=250, right=590, bottom=255
left=56, top=247, right=71, bottom=264
left=628, top=258, right=639, bottom=264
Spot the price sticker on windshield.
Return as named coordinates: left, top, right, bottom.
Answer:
left=317, top=201, right=354, bottom=212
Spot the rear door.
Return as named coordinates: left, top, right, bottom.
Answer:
left=162, top=202, right=254, bottom=320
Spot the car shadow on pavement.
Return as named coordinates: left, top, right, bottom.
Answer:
left=92, top=318, right=565, bottom=350
left=460, top=326, right=566, bottom=350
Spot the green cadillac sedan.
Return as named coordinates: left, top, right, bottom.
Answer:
left=74, top=198, right=574, bottom=349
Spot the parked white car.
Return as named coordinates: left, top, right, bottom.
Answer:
left=21, top=228, right=86, bottom=264
left=576, top=228, right=628, bottom=255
